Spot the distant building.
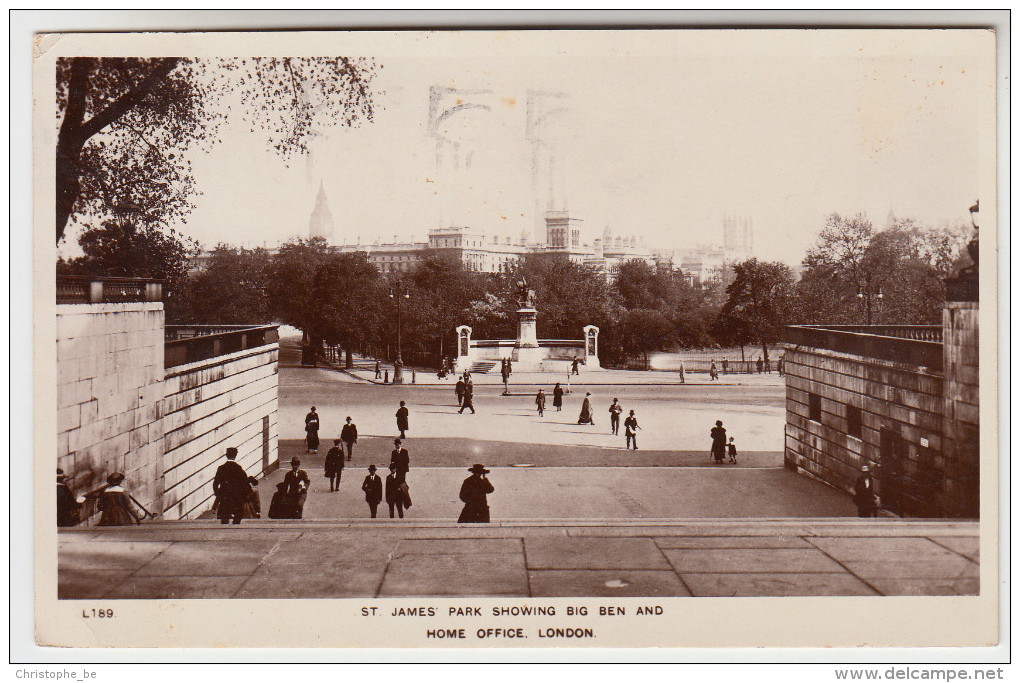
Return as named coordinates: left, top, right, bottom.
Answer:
left=308, top=181, right=334, bottom=241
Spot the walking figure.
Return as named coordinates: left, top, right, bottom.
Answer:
left=778, top=356, right=785, bottom=376
left=242, top=477, right=261, bottom=519
left=325, top=439, right=344, bottom=491
left=375, top=360, right=382, bottom=379
left=578, top=392, right=595, bottom=425
left=535, top=389, right=546, bottom=416
left=390, top=438, right=410, bottom=484
left=501, top=359, right=510, bottom=395
left=362, top=465, right=383, bottom=518
left=756, top=358, right=764, bottom=374
left=552, top=383, right=564, bottom=411
left=678, top=360, right=685, bottom=384
left=96, top=472, right=144, bottom=526
left=459, top=382, right=476, bottom=414
left=722, top=359, right=729, bottom=375
left=56, top=469, right=84, bottom=527
left=624, top=410, right=641, bottom=450
left=340, top=416, right=358, bottom=461
left=396, top=400, right=409, bottom=438
left=283, top=456, right=310, bottom=518
left=571, top=357, right=580, bottom=376
left=710, top=420, right=727, bottom=464
left=455, top=377, right=466, bottom=407
left=304, top=406, right=320, bottom=453
left=458, top=464, right=494, bottom=523
left=727, top=436, right=738, bottom=464
left=853, top=465, right=879, bottom=518
left=709, top=362, right=719, bottom=381
left=385, top=464, right=405, bottom=519
left=609, top=398, right=623, bottom=435
left=213, top=447, right=251, bottom=525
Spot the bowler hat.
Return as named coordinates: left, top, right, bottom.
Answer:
left=225, top=447, right=238, bottom=459
left=291, top=456, right=301, bottom=466
left=468, top=464, right=490, bottom=474
left=388, top=463, right=397, bottom=471
left=107, top=472, right=125, bottom=485
left=368, top=464, right=377, bottom=472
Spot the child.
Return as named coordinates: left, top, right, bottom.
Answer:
left=727, top=436, right=738, bottom=464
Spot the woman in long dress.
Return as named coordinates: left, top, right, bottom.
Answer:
left=97, top=472, right=142, bottom=526
left=578, top=392, right=595, bottom=425
left=458, top=464, right=494, bottom=523
left=552, top=383, right=564, bottom=411
left=710, top=420, right=727, bottom=464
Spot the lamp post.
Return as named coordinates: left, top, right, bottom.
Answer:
left=857, top=277, right=883, bottom=325
left=389, top=279, right=410, bottom=384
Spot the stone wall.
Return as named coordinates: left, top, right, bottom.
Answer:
left=942, top=302, right=980, bottom=517
left=784, top=346, right=947, bottom=517
left=161, top=345, right=279, bottom=519
left=56, top=303, right=166, bottom=514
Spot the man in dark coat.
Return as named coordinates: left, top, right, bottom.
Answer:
left=710, top=420, right=727, bottom=463
left=283, top=456, right=311, bottom=519
left=375, top=360, right=382, bottom=379
left=608, top=398, right=623, bottom=435
left=56, top=469, right=83, bottom=527
left=362, top=465, right=383, bottom=518
left=340, top=416, right=358, bottom=461
left=624, top=410, right=641, bottom=450
left=396, top=400, right=409, bottom=438
left=213, top=447, right=252, bottom=525
left=390, top=438, right=410, bottom=484
left=459, top=383, right=476, bottom=414
left=571, top=357, right=580, bottom=375
left=458, top=464, right=495, bottom=523
left=324, top=439, right=345, bottom=492
left=553, top=383, right=564, bottom=411
left=853, top=465, right=879, bottom=517
left=304, top=406, right=320, bottom=453
left=385, top=464, right=405, bottom=519
left=455, top=378, right=466, bottom=407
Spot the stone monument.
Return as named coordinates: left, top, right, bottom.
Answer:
left=513, top=278, right=543, bottom=365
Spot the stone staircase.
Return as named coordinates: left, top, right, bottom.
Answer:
left=469, top=361, right=498, bottom=374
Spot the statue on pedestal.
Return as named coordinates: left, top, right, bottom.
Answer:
left=516, top=277, right=536, bottom=309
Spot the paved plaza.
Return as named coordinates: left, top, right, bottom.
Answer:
left=58, top=519, right=979, bottom=599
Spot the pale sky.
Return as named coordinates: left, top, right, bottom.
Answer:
left=66, top=30, right=995, bottom=265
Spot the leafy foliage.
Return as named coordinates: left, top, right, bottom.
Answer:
left=180, top=245, right=274, bottom=324
left=716, top=258, right=797, bottom=361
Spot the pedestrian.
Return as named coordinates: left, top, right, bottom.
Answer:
left=213, top=447, right=252, bottom=525
left=56, top=469, right=84, bottom=527
left=501, top=360, right=510, bottom=395
left=756, top=358, right=764, bottom=374
left=455, top=377, right=466, bottom=407
left=778, top=356, right=785, bottom=376
left=304, top=406, right=320, bottom=454
left=96, top=473, right=143, bottom=526
left=324, top=439, right=344, bottom=491
left=710, top=361, right=719, bottom=381
left=678, top=360, right=685, bottom=384
left=578, top=392, right=595, bottom=425
left=340, top=416, right=358, bottom=461
left=396, top=400, right=409, bottom=438
left=608, top=398, right=623, bottom=435
left=624, top=410, right=641, bottom=450
left=283, top=456, right=310, bottom=519
left=553, top=382, right=564, bottom=411
left=853, top=465, right=879, bottom=518
left=506, top=358, right=513, bottom=375
left=710, top=420, right=727, bottom=464
left=722, top=359, right=729, bottom=375
left=242, top=477, right=262, bottom=519
left=458, top=464, right=495, bottom=523
left=727, top=436, right=738, bottom=464
left=375, top=360, right=382, bottom=379
left=535, top=388, right=546, bottom=416
left=385, top=464, right=405, bottom=519
left=362, top=465, right=383, bottom=518
left=459, top=383, right=476, bottom=414
left=390, top=438, right=410, bottom=483
left=571, top=357, right=580, bottom=375
left=268, top=482, right=293, bottom=518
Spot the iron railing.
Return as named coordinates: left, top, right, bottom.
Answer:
left=57, top=275, right=163, bottom=304
left=164, top=325, right=280, bottom=369
left=784, top=325, right=943, bottom=371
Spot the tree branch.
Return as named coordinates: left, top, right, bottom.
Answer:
left=79, top=58, right=183, bottom=142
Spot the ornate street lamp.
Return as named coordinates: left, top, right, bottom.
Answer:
left=389, top=279, right=411, bottom=384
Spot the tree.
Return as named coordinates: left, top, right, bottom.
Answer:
left=716, top=259, right=797, bottom=363
left=615, top=260, right=719, bottom=348
left=617, top=309, right=676, bottom=367
left=180, top=244, right=273, bottom=324
left=57, top=220, right=198, bottom=322
left=308, top=253, right=385, bottom=365
left=268, top=237, right=333, bottom=340
left=56, top=57, right=379, bottom=242
left=406, top=253, right=487, bottom=363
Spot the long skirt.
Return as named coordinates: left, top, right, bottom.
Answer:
left=458, top=502, right=490, bottom=523
left=306, top=430, right=319, bottom=450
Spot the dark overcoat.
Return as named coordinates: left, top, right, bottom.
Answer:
left=553, top=386, right=564, bottom=408
left=362, top=474, right=383, bottom=505
left=396, top=406, right=409, bottom=432
left=710, top=426, right=727, bottom=460
left=458, top=475, right=494, bottom=523
left=213, top=460, right=252, bottom=520
left=324, top=447, right=344, bottom=477
left=97, top=489, right=140, bottom=526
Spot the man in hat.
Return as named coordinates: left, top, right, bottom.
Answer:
left=853, top=465, right=879, bottom=518
left=624, top=410, right=641, bottom=450
left=213, top=447, right=253, bottom=525
left=361, top=465, right=383, bottom=518
left=608, top=398, right=623, bottom=435
left=459, top=382, right=475, bottom=414
left=455, top=377, right=466, bottom=407
left=340, top=416, right=358, bottom=461
left=390, top=438, right=410, bottom=484
left=385, top=464, right=405, bottom=519
left=324, top=439, right=345, bottom=492
left=458, top=464, right=495, bottom=523
left=396, top=400, right=409, bottom=438
left=283, top=456, right=311, bottom=519
left=56, top=468, right=84, bottom=527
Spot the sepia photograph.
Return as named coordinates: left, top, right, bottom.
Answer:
left=28, top=21, right=1000, bottom=651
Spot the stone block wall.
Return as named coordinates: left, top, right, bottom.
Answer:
left=784, top=346, right=947, bottom=517
left=161, top=345, right=279, bottom=519
left=942, top=302, right=980, bottom=517
left=56, top=303, right=166, bottom=515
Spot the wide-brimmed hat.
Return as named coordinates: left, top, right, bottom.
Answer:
left=367, top=464, right=377, bottom=472
left=468, top=464, right=490, bottom=474
left=290, top=456, right=301, bottom=466
left=106, top=472, right=125, bottom=485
